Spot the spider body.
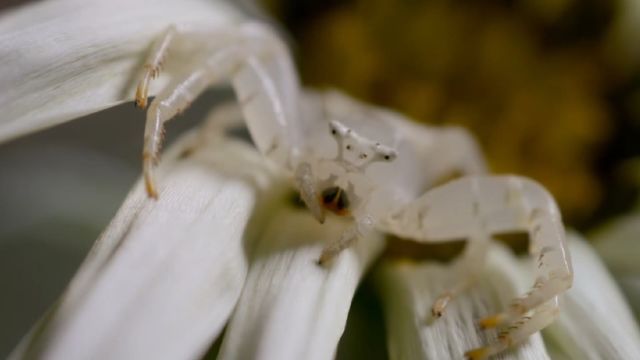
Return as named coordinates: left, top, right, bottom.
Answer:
left=134, top=20, right=572, bottom=360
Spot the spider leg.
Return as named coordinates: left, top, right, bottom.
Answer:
left=171, top=101, right=244, bottom=160
left=318, top=215, right=374, bottom=265
left=416, top=130, right=489, bottom=317
left=476, top=178, right=572, bottom=330
left=379, top=175, right=572, bottom=353
left=431, top=232, right=490, bottom=318
left=465, top=297, right=560, bottom=360
left=138, top=23, right=300, bottom=198
left=294, top=162, right=326, bottom=223
left=371, top=125, right=489, bottom=317
left=135, top=25, right=177, bottom=109
left=423, top=126, right=488, bottom=182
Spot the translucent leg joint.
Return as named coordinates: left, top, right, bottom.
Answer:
left=143, top=152, right=158, bottom=199
left=317, top=225, right=358, bottom=266
left=317, top=215, right=372, bottom=266
left=295, top=162, right=325, bottom=224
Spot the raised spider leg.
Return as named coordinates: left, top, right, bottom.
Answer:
left=138, top=24, right=299, bottom=197
left=135, top=25, right=177, bottom=109
left=379, top=175, right=572, bottom=356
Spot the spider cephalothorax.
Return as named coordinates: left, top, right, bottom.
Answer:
left=328, top=119, right=397, bottom=171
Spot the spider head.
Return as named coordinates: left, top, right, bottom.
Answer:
left=311, top=120, right=398, bottom=219
left=293, top=120, right=398, bottom=224
left=328, top=120, right=397, bottom=169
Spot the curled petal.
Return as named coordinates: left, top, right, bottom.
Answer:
left=0, top=0, right=245, bottom=142
left=10, top=133, right=284, bottom=360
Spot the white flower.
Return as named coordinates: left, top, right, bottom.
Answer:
left=1, top=1, right=640, bottom=359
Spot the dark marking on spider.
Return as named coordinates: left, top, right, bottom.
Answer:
left=320, top=186, right=350, bottom=216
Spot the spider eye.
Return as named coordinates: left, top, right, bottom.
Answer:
left=381, top=149, right=398, bottom=161
left=329, top=120, right=346, bottom=137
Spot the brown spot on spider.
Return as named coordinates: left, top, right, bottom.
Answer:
left=319, top=186, right=351, bottom=216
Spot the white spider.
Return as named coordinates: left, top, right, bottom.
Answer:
left=134, top=22, right=573, bottom=360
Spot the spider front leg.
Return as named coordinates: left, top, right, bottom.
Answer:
left=318, top=214, right=374, bottom=265
left=379, top=176, right=572, bottom=358
left=136, top=24, right=300, bottom=197
left=466, top=297, right=561, bottom=359
left=135, top=25, right=177, bottom=109
left=430, top=232, right=491, bottom=319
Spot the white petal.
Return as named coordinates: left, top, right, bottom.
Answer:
left=591, top=214, right=640, bottom=276
left=0, top=0, right=245, bottom=142
left=10, top=132, right=283, bottom=360
left=542, top=234, right=640, bottom=359
left=591, top=214, right=640, bottom=318
left=374, top=245, right=549, bottom=360
left=217, top=209, right=385, bottom=360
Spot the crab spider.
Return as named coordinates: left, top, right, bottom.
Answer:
left=135, top=23, right=573, bottom=360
